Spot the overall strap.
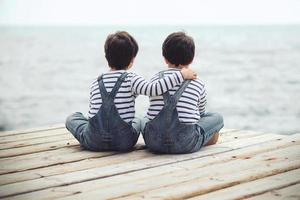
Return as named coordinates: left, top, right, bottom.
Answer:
left=98, top=75, right=109, bottom=103
left=169, top=79, right=191, bottom=108
left=159, top=72, right=171, bottom=105
left=159, top=71, right=191, bottom=108
left=108, top=72, right=128, bottom=99
left=98, top=72, right=128, bottom=102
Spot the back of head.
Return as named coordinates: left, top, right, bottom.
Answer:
left=104, top=31, right=139, bottom=70
left=162, top=32, right=195, bottom=67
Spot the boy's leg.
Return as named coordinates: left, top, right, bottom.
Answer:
left=132, top=117, right=142, bottom=134
left=140, top=116, right=150, bottom=136
left=65, top=112, right=89, bottom=146
left=131, top=117, right=142, bottom=145
left=139, top=116, right=150, bottom=148
left=197, top=112, right=224, bottom=146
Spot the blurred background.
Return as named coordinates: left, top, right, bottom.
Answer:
left=0, top=0, right=299, bottom=134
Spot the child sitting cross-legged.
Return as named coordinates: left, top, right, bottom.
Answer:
left=141, top=32, right=224, bottom=154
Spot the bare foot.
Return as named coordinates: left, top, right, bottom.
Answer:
left=204, top=132, right=220, bottom=146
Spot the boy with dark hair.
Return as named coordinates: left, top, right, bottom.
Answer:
left=65, top=31, right=197, bottom=152
left=142, top=32, right=224, bottom=154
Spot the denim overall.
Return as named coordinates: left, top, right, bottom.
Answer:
left=82, top=72, right=139, bottom=151
left=143, top=73, right=204, bottom=154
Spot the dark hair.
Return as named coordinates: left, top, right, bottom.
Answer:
left=162, top=32, right=195, bottom=67
left=104, top=31, right=139, bottom=70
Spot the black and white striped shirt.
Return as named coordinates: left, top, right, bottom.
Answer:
left=88, top=70, right=184, bottom=122
left=146, top=69, right=207, bottom=123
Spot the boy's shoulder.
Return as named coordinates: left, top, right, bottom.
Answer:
left=191, top=78, right=205, bottom=88
left=90, top=78, right=99, bottom=89
left=152, top=68, right=180, bottom=77
left=149, top=69, right=173, bottom=82
left=161, top=69, right=205, bottom=87
left=189, top=78, right=206, bottom=96
left=126, top=71, right=138, bottom=78
left=91, top=71, right=136, bottom=82
left=90, top=72, right=139, bottom=90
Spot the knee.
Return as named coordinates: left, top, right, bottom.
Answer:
left=65, top=112, right=82, bottom=130
left=213, top=113, right=224, bottom=126
left=65, top=114, right=73, bottom=130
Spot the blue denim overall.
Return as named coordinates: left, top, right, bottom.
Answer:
left=143, top=73, right=223, bottom=154
left=143, top=73, right=198, bottom=154
left=66, top=72, right=139, bottom=152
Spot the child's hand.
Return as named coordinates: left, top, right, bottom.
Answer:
left=180, top=68, right=197, bottom=80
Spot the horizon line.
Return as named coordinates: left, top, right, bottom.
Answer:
left=1, top=23, right=300, bottom=27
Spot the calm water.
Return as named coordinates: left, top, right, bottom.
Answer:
left=0, top=25, right=300, bottom=134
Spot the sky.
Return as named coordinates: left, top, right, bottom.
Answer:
left=0, top=0, right=300, bottom=26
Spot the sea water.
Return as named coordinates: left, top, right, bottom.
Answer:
left=0, top=25, right=299, bottom=134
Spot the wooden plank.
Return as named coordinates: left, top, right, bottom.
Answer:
left=0, top=126, right=233, bottom=138
left=0, top=131, right=284, bottom=186
left=216, top=133, right=285, bottom=149
left=0, top=129, right=146, bottom=153
left=188, top=168, right=300, bottom=200
left=247, top=183, right=300, bottom=200
left=1, top=134, right=296, bottom=199
left=80, top=145, right=300, bottom=200
left=0, top=128, right=233, bottom=144
left=0, top=147, right=115, bottom=175
left=0, top=124, right=65, bottom=137
left=0, top=149, right=153, bottom=186
left=0, top=134, right=76, bottom=150
left=15, top=143, right=300, bottom=200
left=218, top=130, right=263, bottom=143
left=0, top=140, right=79, bottom=158
left=115, top=149, right=300, bottom=200
left=0, top=128, right=244, bottom=150
left=219, top=128, right=239, bottom=133
left=0, top=135, right=146, bottom=175
left=0, top=128, right=256, bottom=157
left=0, top=129, right=68, bottom=144
left=1, top=149, right=229, bottom=196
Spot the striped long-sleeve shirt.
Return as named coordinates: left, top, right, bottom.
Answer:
left=146, top=69, right=207, bottom=123
left=88, top=70, right=184, bottom=122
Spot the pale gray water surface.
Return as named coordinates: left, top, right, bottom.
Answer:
left=0, top=25, right=300, bottom=134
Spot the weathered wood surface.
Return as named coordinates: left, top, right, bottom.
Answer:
left=0, top=125, right=299, bottom=200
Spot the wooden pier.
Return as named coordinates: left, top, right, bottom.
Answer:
left=0, top=125, right=299, bottom=199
